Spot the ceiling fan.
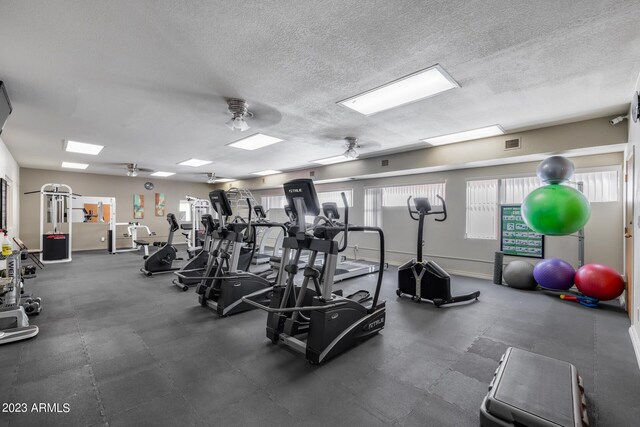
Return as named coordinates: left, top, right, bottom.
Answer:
left=102, top=162, right=154, bottom=177
left=225, top=98, right=253, bottom=131
left=124, top=163, right=154, bottom=177
left=342, top=137, right=361, bottom=159
left=196, top=172, right=234, bottom=184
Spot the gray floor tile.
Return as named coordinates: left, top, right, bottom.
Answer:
left=97, top=365, right=177, bottom=416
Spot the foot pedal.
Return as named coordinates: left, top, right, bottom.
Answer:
left=346, top=290, right=371, bottom=303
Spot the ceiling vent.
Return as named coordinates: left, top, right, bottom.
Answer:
left=504, top=138, right=521, bottom=150
left=381, top=159, right=389, bottom=167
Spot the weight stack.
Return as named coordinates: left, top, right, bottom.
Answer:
left=493, top=251, right=503, bottom=285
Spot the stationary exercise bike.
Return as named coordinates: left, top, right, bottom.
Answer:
left=397, top=196, right=480, bottom=307
left=140, top=213, right=181, bottom=276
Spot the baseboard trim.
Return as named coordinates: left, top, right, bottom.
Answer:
left=629, top=326, right=640, bottom=372
left=447, top=269, right=493, bottom=281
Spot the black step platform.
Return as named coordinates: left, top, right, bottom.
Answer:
left=480, top=347, right=589, bottom=427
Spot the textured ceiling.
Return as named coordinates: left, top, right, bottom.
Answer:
left=1, top=0, right=639, bottom=182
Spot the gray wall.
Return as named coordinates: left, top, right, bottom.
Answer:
left=254, top=153, right=624, bottom=279
left=20, top=168, right=212, bottom=251
left=214, top=117, right=628, bottom=192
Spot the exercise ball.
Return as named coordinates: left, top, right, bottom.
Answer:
left=574, top=264, right=625, bottom=301
left=536, top=156, right=575, bottom=184
left=533, top=258, right=575, bottom=290
left=521, top=185, right=590, bottom=235
left=503, top=260, right=537, bottom=290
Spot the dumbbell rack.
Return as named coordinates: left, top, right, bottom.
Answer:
left=0, top=251, right=41, bottom=344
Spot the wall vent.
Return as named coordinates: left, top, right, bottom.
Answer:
left=309, top=171, right=315, bottom=177
left=381, top=159, right=389, bottom=167
left=504, top=138, right=521, bottom=150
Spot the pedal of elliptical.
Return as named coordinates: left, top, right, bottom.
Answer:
left=346, top=290, right=371, bottom=303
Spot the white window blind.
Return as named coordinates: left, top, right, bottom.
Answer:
left=317, top=190, right=353, bottom=207
left=499, top=170, right=619, bottom=204
left=261, top=195, right=287, bottom=212
left=466, top=179, right=498, bottom=239
left=381, top=183, right=446, bottom=207
left=364, top=187, right=383, bottom=228
left=571, top=170, right=619, bottom=202
left=178, top=200, right=191, bottom=221
left=364, top=183, right=446, bottom=228
left=500, top=176, right=543, bottom=204
left=261, top=189, right=353, bottom=214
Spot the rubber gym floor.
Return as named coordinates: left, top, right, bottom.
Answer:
left=1, top=250, right=639, bottom=427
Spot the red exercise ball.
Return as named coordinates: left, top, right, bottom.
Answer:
left=574, top=264, right=625, bottom=301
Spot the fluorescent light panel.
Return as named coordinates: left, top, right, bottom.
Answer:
left=61, top=161, right=89, bottom=169
left=212, top=178, right=235, bottom=183
left=178, top=158, right=212, bottom=167
left=251, top=170, right=282, bottom=176
left=64, top=140, right=104, bottom=155
left=227, top=133, right=283, bottom=150
left=151, top=171, right=175, bottom=177
left=338, top=64, right=459, bottom=115
left=423, top=125, right=505, bottom=146
left=310, top=155, right=356, bottom=165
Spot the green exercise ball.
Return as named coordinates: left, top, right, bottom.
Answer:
left=521, top=185, right=591, bottom=235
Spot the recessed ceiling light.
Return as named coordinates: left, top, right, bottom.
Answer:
left=151, top=171, right=175, bottom=177
left=310, top=155, right=356, bottom=165
left=178, top=158, right=212, bottom=167
left=61, top=161, right=89, bottom=169
left=213, top=178, right=235, bottom=183
left=64, top=140, right=104, bottom=155
left=251, top=170, right=282, bottom=176
left=338, top=64, right=459, bottom=115
left=423, top=125, right=505, bottom=146
left=227, top=133, right=283, bottom=150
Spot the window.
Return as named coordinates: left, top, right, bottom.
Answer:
left=178, top=200, right=191, bottom=221
left=570, top=170, right=619, bottom=202
left=364, top=183, right=446, bottom=228
left=499, top=176, right=542, bottom=205
left=466, top=169, right=620, bottom=240
left=465, top=179, right=498, bottom=239
left=261, top=189, right=354, bottom=213
left=261, top=194, right=287, bottom=212
left=499, top=170, right=620, bottom=204
left=317, top=190, right=353, bottom=207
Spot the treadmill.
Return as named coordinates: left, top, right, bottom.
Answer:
left=321, top=202, right=387, bottom=282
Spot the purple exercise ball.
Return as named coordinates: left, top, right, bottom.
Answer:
left=533, top=258, right=575, bottom=290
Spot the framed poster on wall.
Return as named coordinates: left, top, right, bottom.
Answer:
left=500, top=204, right=544, bottom=258
left=133, top=194, right=144, bottom=219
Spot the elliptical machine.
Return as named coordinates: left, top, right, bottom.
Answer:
left=172, top=214, right=218, bottom=291
left=397, top=196, right=480, bottom=307
left=193, top=190, right=276, bottom=317
left=140, top=213, right=181, bottom=276
left=243, top=179, right=386, bottom=364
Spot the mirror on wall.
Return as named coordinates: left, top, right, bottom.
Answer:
left=71, top=196, right=112, bottom=223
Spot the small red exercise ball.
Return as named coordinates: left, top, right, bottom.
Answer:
left=574, top=264, right=625, bottom=301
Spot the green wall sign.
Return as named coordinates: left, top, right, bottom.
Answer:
left=500, top=205, right=544, bottom=258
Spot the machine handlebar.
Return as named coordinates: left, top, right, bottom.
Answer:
left=406, top=195, right=447, bottom=222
